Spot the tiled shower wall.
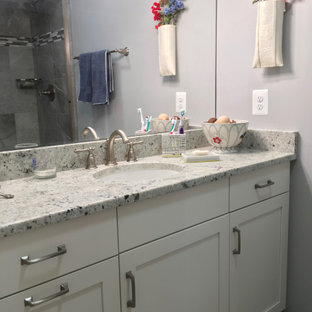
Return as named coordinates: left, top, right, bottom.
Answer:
left=0, top=0, right=40, bottom=151
left=32, top=0, right=71, bottom=146
left=0, top=0, right=71, bottom=151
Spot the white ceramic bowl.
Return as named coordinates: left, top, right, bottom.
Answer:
left=150, top=118, right=190, bottom=134
left=201, top=120, right=249, bottom=152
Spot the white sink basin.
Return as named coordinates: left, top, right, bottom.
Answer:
left=93, top=162, right=184, bottom=182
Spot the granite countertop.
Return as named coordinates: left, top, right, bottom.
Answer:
left=0, top=147, right=296, bottom=239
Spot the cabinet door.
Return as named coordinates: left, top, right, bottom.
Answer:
left=120, top=215, right=229, bottom=312
left=0, top=257, right=120, bottom=312
left=230, top=193, right=289, bottom=312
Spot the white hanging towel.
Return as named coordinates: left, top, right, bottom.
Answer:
left=158, top=25, right=176, bottom=76
left=253, top=0, right=286, bottom=68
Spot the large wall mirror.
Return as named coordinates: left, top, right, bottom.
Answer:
left=0, top=0, right=216, bottom=152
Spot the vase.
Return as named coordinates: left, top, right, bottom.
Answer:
left=158, top=24, right=176, bottom=76
left=253, top=0, right=286, bottom=68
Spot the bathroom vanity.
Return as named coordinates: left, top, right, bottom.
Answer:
left=0, top=130, right=296, bottom=312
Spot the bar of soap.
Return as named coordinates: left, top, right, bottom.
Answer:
left=192, top=150, right=210, bottom=156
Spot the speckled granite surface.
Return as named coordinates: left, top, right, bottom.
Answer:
left=0, top=128, right=208, bottom=182
left=0, top=129, right=297, bottom=239
left=0, top=149, right=296, bottom=238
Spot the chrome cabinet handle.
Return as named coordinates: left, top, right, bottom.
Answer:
left=24, top=283, right=69, bottom=307
left=21, top=244, right=67, bottom=265
left=255, top=180, right=275, bottom=189
left=126, top=271, right=136, bottom=308
left=233, top=227, right=241, bottom=255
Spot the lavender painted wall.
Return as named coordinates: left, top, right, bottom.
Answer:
left=217, top=1, right=312, bottom=311
left=69, top=0, right=216, bottom=138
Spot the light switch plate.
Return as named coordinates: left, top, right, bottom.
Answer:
left=176, top=92, right=186, bottom=113
left=252, top=89, right=268, bottom=115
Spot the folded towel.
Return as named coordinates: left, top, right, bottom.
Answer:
left=253, top=0, right=285, bottom=68
left=78, top=50, right=115, bottom=105
left=78, top=52, right=92, bottom=102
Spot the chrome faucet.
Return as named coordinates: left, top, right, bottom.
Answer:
left=82, top=127, right=100, bottom=140
left=105, top=129, right=130, bottom=165
left=74, top=127, right=100, bottom=169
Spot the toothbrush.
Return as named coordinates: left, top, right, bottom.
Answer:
left=32, top=158, right=37, bottom=171
left=178, top=109, right=185, bottom=134
left=170, top=117, right=178, bottom=135
left=144, top=115, right=152, bottom=132
left=137, top=108, right=145, bottom=131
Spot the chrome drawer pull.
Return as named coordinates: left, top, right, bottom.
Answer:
left=126, top=271, right=136, bottom=308
left=233, top=227, right=241, bottom=255
left=24, top=283, right=69, bottom=307
left=255, top=180, right=275, bottom=189
left=21, top=244, right=67, bottom=265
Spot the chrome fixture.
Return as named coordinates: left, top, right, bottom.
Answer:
left=127, top=141, right=143, bottom=162
left=105, top=129, right=130, bottom=166
left=74, top=127, right=100, bottom=169
left=75, top=147, right=97, bottom=169
left=21, top=244, right=67, bottom=265
left=16, top=78, right=42, bottom=89
left=24, top=283, right=69, bottom=307
left=82, top=127, right=100, bottom=140
left=39, top=84, right=56, bottom=101
left=0, top=191, right=14, bottom=199
left=73, top=47, right=129, bottom=60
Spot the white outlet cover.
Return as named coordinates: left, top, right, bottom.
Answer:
left=252, top=89, right=268, bottom=115
left=176, top=92, right=186, bottom=113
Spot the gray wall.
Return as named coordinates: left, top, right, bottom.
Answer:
left=217, top=1, right=312, bottom=311
left=69, top=0, right=216, bottom=138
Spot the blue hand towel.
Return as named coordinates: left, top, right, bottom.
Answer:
left=78, top=50, right=115, bottom=105
left=78, top=52, right=92, bottom=103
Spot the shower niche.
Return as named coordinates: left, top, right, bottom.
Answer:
left=0, top=0, right=74, bottom=151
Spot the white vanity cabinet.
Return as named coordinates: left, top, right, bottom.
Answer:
left=229, top=194, right=289, bottom=312
left=229, top=163, right=290, bottom=312
left=0, top=161, right=291, bottom=312
left=0, top=257, right=120, bottom=312
left=120, top=215, right=230, bottom=312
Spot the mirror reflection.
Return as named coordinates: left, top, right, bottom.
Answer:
left=0, top=0, right=73, bottom=151
left=0, top=0, right=216, bottom=152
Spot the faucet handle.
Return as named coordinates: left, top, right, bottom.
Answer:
left=126, top=141, right=143, bottom=162
left=75, top=147, right=97, bottom=169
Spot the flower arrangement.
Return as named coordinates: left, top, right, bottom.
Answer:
left=151, top=0, right=185, bottom=29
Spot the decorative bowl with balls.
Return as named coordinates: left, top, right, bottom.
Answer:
left=202, top=116, right=248, bottom=153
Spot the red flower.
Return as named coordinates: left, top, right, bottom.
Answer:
left=213, top=137, right=222, bottom=144
left=151, top=2, right=161, bottom=22
left=155, top=23, right=161, bottom=29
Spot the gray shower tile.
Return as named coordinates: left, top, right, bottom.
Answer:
left=15, top=112, right=40, bottom=144
left=54, top=78, right=69, bottom=114
left=52, top=41, right=66, bottom=78
left=0, top=47, right=10, bottom=73
left=0, top=113, right=16, bottom=151
left=9, top=47, right=35, bottom=78
left=56, top=113, right=72, bottom=143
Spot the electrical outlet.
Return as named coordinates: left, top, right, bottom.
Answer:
left=252, top=89, right=268, bottom=115
left=176, top=92, right=186, bottom=113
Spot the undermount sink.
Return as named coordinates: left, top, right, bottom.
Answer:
left=93, top=162, right=184, bottom=182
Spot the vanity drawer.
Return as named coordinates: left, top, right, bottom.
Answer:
left=230, top=162, right=290, bottom=211
left=118, top=179, right=229, bottom=252
left=0, top=257, right=120, bottom=312
left=0, top=208, right=118, bottom=299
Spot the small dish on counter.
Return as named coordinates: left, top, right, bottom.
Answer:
left=34, top=168, right=57, bottom=179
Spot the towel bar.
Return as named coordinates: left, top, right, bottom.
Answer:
left=74, top=47, right=129, bottom=60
